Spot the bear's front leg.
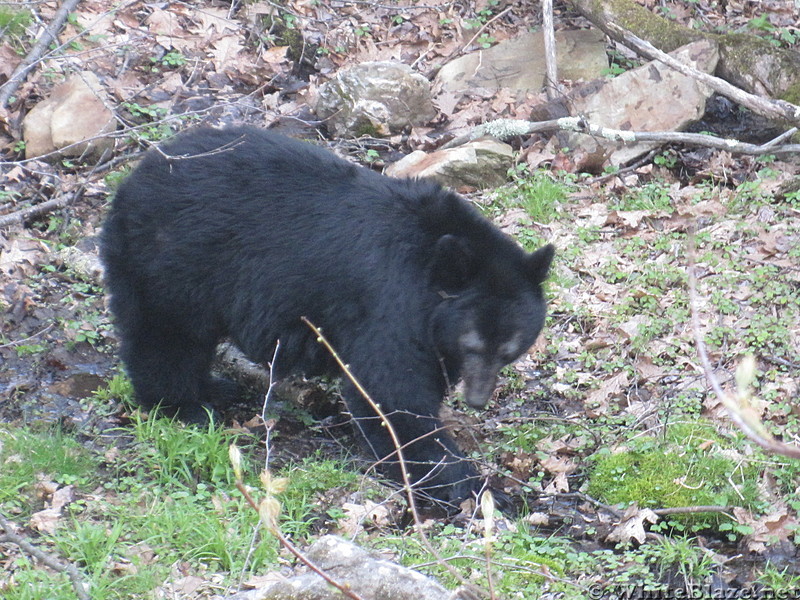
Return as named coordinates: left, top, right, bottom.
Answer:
left=341, top=378, right=481, bottom=508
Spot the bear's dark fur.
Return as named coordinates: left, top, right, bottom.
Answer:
left=101, top=126, right=554, bottom=506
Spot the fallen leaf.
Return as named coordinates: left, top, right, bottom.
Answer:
left=336, top=501, right=392, bottom=537
left=30, top=508, right=61, bottom=534
left=606, top=504, right=659, bottom=544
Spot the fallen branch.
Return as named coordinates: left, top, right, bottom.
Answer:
left=0, top=195, right=72, bottom=228
left=651, top=505, right=731, bottom=516
left=607, top=23, right=800, bottom=127
left=0, top=0, right=84, bottom=109
left=0, top=512, right=90, bottom=600
left=444, top=116, right=800, bottom=156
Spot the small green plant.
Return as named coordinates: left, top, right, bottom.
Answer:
left=0, top=6, right=33, bottom=39
left=129, top=411, right=243, bottom=486
left=363, top=148, right=380, bottom=163
left=612, top=181, right=672, bottom=211
left=157, top=49, right=186, bottom=68
left=747, top=14, right=797, bottom=47
left=757, top=563, right=800, bottom=591
left=498, top=166, right=571, bottom=224
left=476, top=33, right=496, bottom=48
left=648, top=536, right=715, bottom=583
left=91, top=372, right=134, bottom=403
left=653, top=150, right=677, bottom=169
left=463, top=0, right=500, bottom=29
left=602, top=49, right=639, bottom=77
left=54, top=520, right=124, bottom=577
left=354, top=23, right=371, bottom=37
left=13, top=342, right=48, bottom=357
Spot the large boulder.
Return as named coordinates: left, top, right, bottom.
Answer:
left=314, top=61, right=436, bottom=137
left=386, top=139, right=513, bottom=189
left=436, top=29, right=608, bottom=93
left=563, top=39, right=719, bottom=166
left=223, top=535, right=454, bottom=600
left=23, top=71, right=115, bottom=160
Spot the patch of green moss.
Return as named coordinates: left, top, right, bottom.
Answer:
left=781, top=80, right=800, bottom=105
left=587, top=422, right=760, bottom=531
left=588, top=0, right=701, bottom=53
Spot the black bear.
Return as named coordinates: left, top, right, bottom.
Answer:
left=101, top=126, right=554, bottom=506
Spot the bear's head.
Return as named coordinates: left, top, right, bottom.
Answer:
left=430, top=237, right=554, bottom=408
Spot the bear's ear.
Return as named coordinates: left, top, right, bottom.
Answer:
left=430, top=234, right=475, bottom=292
left=527, top=243, right=555, bottom=284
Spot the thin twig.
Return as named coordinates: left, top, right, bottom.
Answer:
left=0, top=324, right=53, bottom=349
left=234, top=481, right=368, bottom=600
left=687, top=234, right=800, bottom=459
left=0, top=513, right=90, bottom=600
left=261, top=340, right=281, bottom=471
left=301, top=318, right=482, bottom=594
left=651, top=505, right=731, bottom=516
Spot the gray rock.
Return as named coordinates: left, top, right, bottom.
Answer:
left=386, top=139, right=514, bottom=189
left=564, top=39, right=719, bottom=165
left=22, top=71, right=116, bottom=160
left=314, top=61, right=436, bottom=137
left=220, top=535, right=454, bottom=600
left=436, top=29, right=608, bottom=93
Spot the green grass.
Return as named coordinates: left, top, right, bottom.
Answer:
left=0, top=427, right=99, bottom=514
left=493, top=166, right=573, bottom=224
left=0, top=6, right=32, bottom=39
left=0, top=416, right=361, bottom=599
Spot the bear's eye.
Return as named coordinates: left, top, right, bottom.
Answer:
left=499, top=336, right=525, bottom=362
left=459, top=330, right=486, bottom=354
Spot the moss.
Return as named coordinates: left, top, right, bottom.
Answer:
left=587, top=423, right=760, bottom=530
left=353, top=120, right=381, bottom=137
left=587, top=0, right=702, bottom=52
left=782, top=81, right=800, bottom=105
left=580, top=0, right=800, bottom=100
left=258, top=14, right=314, bottom=64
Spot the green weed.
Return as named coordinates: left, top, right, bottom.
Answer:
left=0, top=426, right=99, bottom=514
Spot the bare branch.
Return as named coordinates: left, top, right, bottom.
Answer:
left=0, top=512, right=90, bottom=600
left=301, top=318, right=484, bottom=595
left=0, top=195, right=72, bottom=228
left=233, top=481, right=369, bottom=600
left=444, top=116, right=800, bottom=156
left=541, top=0, right=559, bottom=100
